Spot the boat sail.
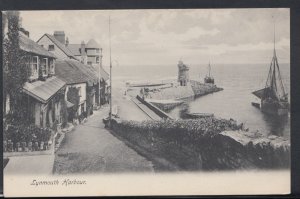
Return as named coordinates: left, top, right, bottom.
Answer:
left=252, top=28, right=289, bottom=115
left=204, top=62, right=215, bottom=84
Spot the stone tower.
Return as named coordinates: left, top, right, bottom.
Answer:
left=177, top=60, right=189, bottom=86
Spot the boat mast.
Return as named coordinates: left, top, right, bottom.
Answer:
left=109, top=15, right=113, bottom=128
left=208, top=61, right=211, bottom=77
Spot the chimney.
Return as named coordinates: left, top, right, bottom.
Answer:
left=53, top=31, right=65, bottom=44
left=80, top=41, right=86, bottom=56
left=65, top=37, right=69, bottom=46
left=19, top=27, right=29, bottom=37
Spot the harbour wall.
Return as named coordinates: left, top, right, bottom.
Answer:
left=110, top=118, right=290, bottom=171
left=136, top=95, right=173, bottom=120
left=147, top=80, right=223, bottom=100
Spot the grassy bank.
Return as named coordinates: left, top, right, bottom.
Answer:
left=110, top=118, right=290, bottom=171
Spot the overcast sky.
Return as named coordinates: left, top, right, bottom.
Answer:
left=20, top=9, right=290, bottom=66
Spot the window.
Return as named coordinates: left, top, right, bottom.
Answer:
left=49, top=59, right=55, bottom=75
left=31, top=56, right=38, bottom=76
left=40, top=45, right=44, bottom=48
left=48, top=45, right=54, bottom=51
left=96, top=56, right=100, bottom=63
left=41, top=58, right=48, bottom=76
left=78, top=87, right=82, bottom=97
left=87, top=61, right=92, bottom=65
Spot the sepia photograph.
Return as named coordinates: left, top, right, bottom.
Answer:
left=2, top=8, right=290, bottom=196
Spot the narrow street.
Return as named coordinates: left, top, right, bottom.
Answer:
left=53, top=105, right=154, bottom=174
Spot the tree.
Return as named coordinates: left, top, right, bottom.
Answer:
left=3, top=11, right=30, bottom=123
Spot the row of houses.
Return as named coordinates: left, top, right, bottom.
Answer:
left=3, top=13, right=109, bottom=130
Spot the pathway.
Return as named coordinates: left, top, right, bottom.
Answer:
left=53, top=107, right=154, bottom=174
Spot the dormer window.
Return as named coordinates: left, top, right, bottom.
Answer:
left=41, top=58, right=48, bottom=77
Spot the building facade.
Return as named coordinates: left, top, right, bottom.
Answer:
left=19, top=32, right=66, bottom=128
left=55, top=60, right=99, bottom=121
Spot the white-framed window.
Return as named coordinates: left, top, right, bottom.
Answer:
left=49, top=58, right=55, bottom=74
left=48, top=45, right=55, bottom=51
left=31, top=56, right=38, bottom=76
left=41, top=58, right=48, bottom=76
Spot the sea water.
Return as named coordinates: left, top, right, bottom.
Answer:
left=111, top=63, right=290, bottom=138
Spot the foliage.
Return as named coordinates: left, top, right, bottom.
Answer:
left=113, top=117, right=242, bottom=143
left=3, top=11, right=31, bottom=122
left=60, top=98, right=69, bottom=128
left=67, top=86, right=80, bottom=120
left=86, top=86, right=96, bottom=116
left=4, top=124, right=52, bottom=143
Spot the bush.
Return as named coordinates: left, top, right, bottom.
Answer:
left=114, top=117, right=242, bottom=143
left=4, top=124, right=52, bottom=144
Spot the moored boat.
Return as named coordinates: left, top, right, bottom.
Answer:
left=252, top=26, right=289, bottom=116
left=185, top=112, right=214, bottom=119
left=204, top=62, right=215, bottom=84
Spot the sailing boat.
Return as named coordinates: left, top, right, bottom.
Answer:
left=204, top=62, right=215, bottom=84
left=252, top=25, right=289, bottom=116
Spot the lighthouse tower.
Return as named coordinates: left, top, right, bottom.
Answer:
left=177, top=60, right=190, bottom=86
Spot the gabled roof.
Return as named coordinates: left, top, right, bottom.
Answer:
left=37, top=34, right=78, bottom=60
left=19, top=33, right=56, bottom=58
left=68, top=44, right=81, bottom=56
left=86, top=39, right=100, bottom=49
left=23, top=76, right=66, bottom=103
left=55, top=60, right=98, bottom=86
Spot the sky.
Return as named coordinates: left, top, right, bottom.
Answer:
left=19, top=9, right=290, bottom=66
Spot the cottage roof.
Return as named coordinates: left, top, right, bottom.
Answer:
left=37, top=34, right=78, bottom=60
left=100, top=66, right=109, bottom=81
left=19, top=33, right=56, bottom=58
left=67, top=44, right=81, bottom=56
left=86, top=39, right=100, bottom=49
left=55, top=60, right=98, bottom=86
left=23, top=76, right=66, bottom=103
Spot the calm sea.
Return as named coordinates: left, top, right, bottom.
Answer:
left=111, top=63, right=290, bottom=138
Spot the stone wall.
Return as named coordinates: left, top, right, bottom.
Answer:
left=190, top=80, right=223, bottom=97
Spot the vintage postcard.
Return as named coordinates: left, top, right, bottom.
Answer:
left=3, top=8, right=290, bottom=197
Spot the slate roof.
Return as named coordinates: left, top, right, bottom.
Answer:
left=86, top=39, right=100, bottom=49
left=68, top=44, right=81, bottom=56
left=23, top=76, right=66, bottom=103
left=55, top=60, right=98, bottom=86
left=38, top=34, right=78, bottom=60
left=19, top=33, right=56, bottom=58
